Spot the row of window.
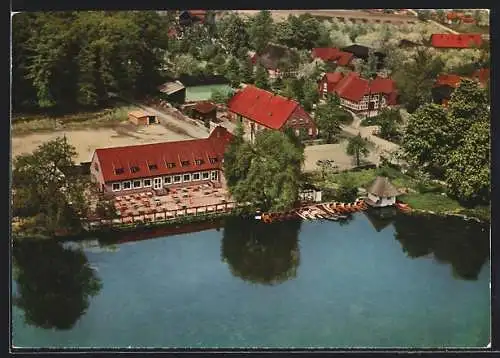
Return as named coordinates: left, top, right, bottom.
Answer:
left=111, top=171, right=219, bottom=192
left=111, top=158, right=219, bottom=176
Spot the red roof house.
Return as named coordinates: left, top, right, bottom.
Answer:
left=312, top=48, right=354, bottom=67
left=90, top=126, right=233, bottom=194
left=227, top=85, right=317, bottom=139
left=430, top=33, right=483, bottom=48
left=328, top=72, right=398, bottom=112
left=319, top=72, right=345, bottom=95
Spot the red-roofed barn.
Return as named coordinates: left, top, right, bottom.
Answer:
left=227, top=85, right=318, bottom=141
left=430, top=33, right=483, bottom=49
left=311, top=48, right=354, bottom=67
left=90, top=126, right=233, bottom=195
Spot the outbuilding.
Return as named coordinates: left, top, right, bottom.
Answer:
left=158, top=81, right=186, bottom=104
left=299, top=183, right=322, bottom=203
left=365, top=176, right=401, bottom=207
left=128, top=110, right=158, bottom=126
left=192, top=101, right=217, bottom=124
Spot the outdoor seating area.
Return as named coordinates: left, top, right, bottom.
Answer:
left=111, top=183, right=233, bottom=223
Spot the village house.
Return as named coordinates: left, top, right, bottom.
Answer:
left=250, top=43, right=301, bottom=79
left=430, top=33, right=483, bottom=49
left=227, top=85, right=318, bottom=142
left=341, top=44, right=386, bottom=69
left=319, top=72, right=398, bottom=115
left=178, top=10, right=215, bottom=26
left=190, top=101, right=217, bottom=124
left=311, top=48, right=354, bottom=69
left=158, top=81, right=186, bottom=104
left=90, top=126, right=233, bottom=196
left=445, top=11, right=475, bottom=25
left=365, top=176, right=401, bottom=207
left=432, top=69, right=489, bottom=106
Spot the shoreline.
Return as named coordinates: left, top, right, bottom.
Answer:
left=11, top=203, right=489, bottom=243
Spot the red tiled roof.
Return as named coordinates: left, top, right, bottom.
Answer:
left=227, top=85, right=299, bottom=130
left=94, top=126, right=233, bottom=183
left=472, top=68, right=490, bottom=85
left=320, top=72, right=345, bottom=93
left=333, top=73, right=397, bottom=102
left=194, top=101, right=216, bottom=114
left=430, top=33, right=483, bottom=48
left=434, top=74, right=463, bottom=88
left=312, top=48, right=353, bottom=66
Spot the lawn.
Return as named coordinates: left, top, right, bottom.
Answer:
left=12, top=101, right=135, bottom=135
left=185, top=84, right=232, bottom=102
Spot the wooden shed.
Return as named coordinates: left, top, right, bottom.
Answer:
left=158, top=81, right=186, bottom=104
left=128, top=110, right=158, bottom=126
left=192, top=101, right=217, bottom=123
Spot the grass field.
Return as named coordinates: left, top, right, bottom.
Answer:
left=185, top=84, right=232, bottom=102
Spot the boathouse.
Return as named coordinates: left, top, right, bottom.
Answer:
left=299, top=183, right=322, bottom=203
left=365, top=176, right=401, bottom=207
left=90, top=126, right=233, bottom=195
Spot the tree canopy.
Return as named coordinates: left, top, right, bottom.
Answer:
left=314, top=94, right=351, bottom=143
left=13, top=11, right=171, bottom=111
left=223, top=124, right=305, bottom=212
left=346, top=134, right=370, bottom=167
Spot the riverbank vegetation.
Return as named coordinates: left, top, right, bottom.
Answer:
left=223, top=123, right=305, bottom=212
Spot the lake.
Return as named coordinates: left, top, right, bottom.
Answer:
left=11, top=210, right=490, bottom=349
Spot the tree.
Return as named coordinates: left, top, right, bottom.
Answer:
left=360, top=49, right=379, bottom=79
left=446, top=79, right=489, bottom=147
left=12, top=137, right=88, bottom=235
left=392, top=48, right=445, bottom=113
left=248, top=10, right=274, bottom=53
left=376, top=108, right=404, bottom=142
left=13, top=240, right=102, bottom=330
left=218, top=13, right=250, bottom=56
left=302, top=79, right=320, bottom=111
left=225, top=56, right=242, bottom=87
left=314, top=94, right=350, bottom=143
left=254, top=64, right=270, bottom=90
left=210, top=88, right=234, bottom=104
left=401, top=103, right=451, bottom=175
left=223, top=129, right=305, bottom=212
left=171, top=54, right=202, bottom=77
left=346, top=134, right=370, bottom=167
left=239, top=59, right=254, bottom=84
left=444, top=120, right=490, bottom=205
left=417, top=10, right=431, bottom=22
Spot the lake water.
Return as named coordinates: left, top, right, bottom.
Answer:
left=12, top=210, right=490, bottom=349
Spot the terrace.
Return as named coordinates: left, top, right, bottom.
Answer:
left=107, top=182, right=234, bottom=224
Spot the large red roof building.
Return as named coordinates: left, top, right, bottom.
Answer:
left=432, top=69, right=490, bottom=106
left=227, top=85, right=318, bottom=141
left=90, top=126, right=233, bottom=195
left=430, top=33, right=483, bottom=49
left=319, top=72, right=398, bottom=115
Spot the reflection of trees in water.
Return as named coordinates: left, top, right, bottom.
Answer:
left=221, top=217, right=302, bottom=285
left=12, top=239, right=102, bottom=330
left=393, top=214, right=490, bottom=280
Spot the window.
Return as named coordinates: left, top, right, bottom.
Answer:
left=122, top=181, right=132, bottom=190
left=209, top=157, right=218, bottom=164
left=181, top=160, right=190, bottom=166
left=112, top=183, right=121, bottom=192
left=94, top=163, right=99, bottom=172
left=183, top=174, right=191, bottom=182
left=211, top=171, right=218, bottom=181
left=164, top=176, right=172, bottom=185
left=133, top=180, right=142, bottom=188
left=143, top=179, right=152, bottom=187
left=291, top=119, right=297, bottom=124
left=148, top=163, right=158, bottom=171
left=308, top=128, right=313, bottom=135
left=173, top=175, right=181, bottom=183
left=115, top=168, right=124, bottom=175
left=202, top=172, right=209, bottom=180
left=167, top=162, right=176, bottom=168
left=195, top=159, right=204, bottom=165
left=130, top=166, right=140, bottom=173
left=299, top=118, right=304, bottom=123
left=295, top=129, right=300, bottom=136
left=192, top=173, right=200, bottom=181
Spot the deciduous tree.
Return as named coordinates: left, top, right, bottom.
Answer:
left=346, top=134, right=369, bottom=167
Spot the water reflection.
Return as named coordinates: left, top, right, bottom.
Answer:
left=221, top=217, right=302, bottom=285
left=393, top=214, right=490, bottom=280
left=363, top=207, right=398, bottom=232
left=12, top=239, right=102, bottom=330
